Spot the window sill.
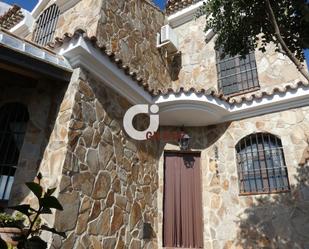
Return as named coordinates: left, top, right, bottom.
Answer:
left=239, top=189, right=291, bottom=196
left=220, top=86, right=261, bottom=98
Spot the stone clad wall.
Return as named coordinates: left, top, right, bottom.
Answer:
left=53, top=0, right=102, bottom=40
left=27, top=0, right=305, bottom=94
left=200, top=108, right=309, bottom=249
left=30, top=0, right=170, bottom=91
left=26, top=0, right=102, bottom=41
left=0, top=80, right=65, bottom=207
left=48, top=68, right=160, bottom=249
left=172, top=16, right=305, bottom=93
left=171, top=18, right=217, bottom=92
left=158, top=107, right=309, bottom=249
left=95, top=0, right=171, bottom=91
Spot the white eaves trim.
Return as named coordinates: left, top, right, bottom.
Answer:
left=58, top=36, right=309, bottom=126
left=154, top=85, right=309, bottom=126
left=225, top=85, right=309, bottom=122
left=168, top=0, right=206, bottom=28
left=155, top=91, right=229, bottom=114
left=10, top=9, right=34, bottom=37
left=59, top=36, right=153, bottom=105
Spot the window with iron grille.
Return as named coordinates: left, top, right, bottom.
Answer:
left=236, top=133, right=290, bottom=195
left=216, top=48, right=260, bottom=96
left=32, top=4, right=60, bottom=46
left=0, top=103, right=29, bottom=201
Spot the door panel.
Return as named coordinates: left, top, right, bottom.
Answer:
left=163, top=153, right=203, bottom=248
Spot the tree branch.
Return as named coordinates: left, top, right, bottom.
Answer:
left=265, top=0, right=309, bottom=82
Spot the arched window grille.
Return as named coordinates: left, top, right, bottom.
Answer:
left=236, top=133, right=290, bottom=195
left=0, top=103, right=29, bottom=201
left=32, top=4, right=60, bottom=46
left=216, top=48, right=260, bottom=96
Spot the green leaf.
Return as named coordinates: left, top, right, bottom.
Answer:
left=40, top=196, right=63, bottom=211
left=46, top=188, right=56, bottom=197
left=9, top=205, right=32, bottom=217
left=41, top=225, right=67, bottom=238
left=25, top=236, right=47, bottom=249
left=26, top=182, right=43, bottom=199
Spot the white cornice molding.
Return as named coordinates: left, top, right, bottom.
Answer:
left=58, top=36, right=309, bottom=126
left=154, top=86, right=309, bottom=126
left=224, top=85, right=309, bottom=122
left=59, top=36, right=153, bottom=105
left=10, top=9, right=34, bottom=38
left=167, top=1, right=206, bottom=28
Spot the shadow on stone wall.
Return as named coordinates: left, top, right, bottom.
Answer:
left=158, top=123, right=232, bottom=151
left=168, top=53, right=182, bottom=81
left=0, top=78, right=67, bottom=209
left=236, top=165, right=309, bottom=249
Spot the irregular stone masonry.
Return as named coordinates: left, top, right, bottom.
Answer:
left=157, top=108, right=309, bottom=249
left=6, top=0, right=309, bottom=248
left=40, top=68, right=161, bottom=249
left=171, top=16, right=306, bottom=98
left=42, top=0, right=170, bottom=93
left=40, top=0, right=306, bottom=104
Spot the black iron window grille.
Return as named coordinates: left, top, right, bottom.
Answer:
left=216, top=48, right=260, bottom=96
left=0, top=103, right=29, bottom=201
left=236, top=133, right=290, bottom=195
left=33, top=4, right=60, bottom=46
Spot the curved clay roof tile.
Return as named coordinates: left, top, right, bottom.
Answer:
left=47, top=28, right=308, bottom=104
left=166, top=0, right=202, bottom=14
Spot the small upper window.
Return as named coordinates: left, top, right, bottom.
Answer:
left=0, top=103, right=29, bottom=201
left=32, top=4, right=60, bottom=46
left=236, top=133, right=290, bottom=195
left=216, top=48, right=260, bottom=96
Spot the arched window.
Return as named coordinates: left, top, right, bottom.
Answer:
left=236, top=133, right=290, bottom=195
left=32, top=4, right=60, bottom=46
left=216, top=48, right=260, bottom=96
left=0, top=103, right=29, bottom=201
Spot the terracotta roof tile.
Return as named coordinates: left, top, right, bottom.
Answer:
left=47, top=28, right=308, bottom=105
left=47, top=29, right=154, bottom=95
left=0, top=5, right=24, bottom=30
left=228, top=81, right=309, bottom=104
left=166, top=0, right=202, bottom=15
left=48, top=29, right=228, bottom=99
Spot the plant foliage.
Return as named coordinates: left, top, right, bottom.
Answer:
left=0, top=213, right=25, bottom=228
left=197, top=0, right=309, bottom=80
left=0, top=173, right=66, bottom=249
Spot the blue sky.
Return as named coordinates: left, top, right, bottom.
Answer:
left=153, top=0, right=166, bottom=9
left=4, top=0, right=167, bottom=11
left=306, top=50, right=309, bottom=69
left=3, top=0, right=38, bottom=10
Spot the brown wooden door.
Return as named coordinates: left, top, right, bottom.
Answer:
left=163, top=152, right=203, bottom=248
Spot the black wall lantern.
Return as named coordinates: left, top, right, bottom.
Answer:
left=178, top=128, right=191, bottom=151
